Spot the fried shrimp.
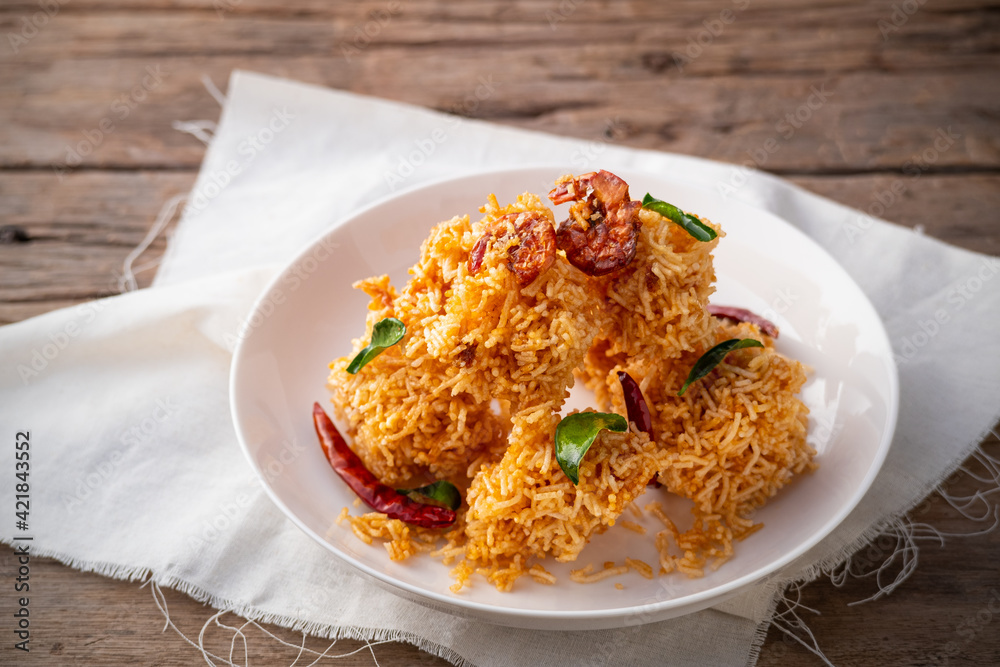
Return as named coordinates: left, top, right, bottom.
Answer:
left=548, top=169, right=643, bottom=276
left=327, top=223, right=508, bottom=487
left=468, top=210, right=557, bottom=286
left=463, top=409, right=665, bottom=591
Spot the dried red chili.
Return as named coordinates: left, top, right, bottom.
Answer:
left=617, top=371, right=652, bottom=436
left=312, top=403, right=456, bottom=529
left=616, top=371, right=661, bottom=487
left=707, top=305, right=780, bottom=339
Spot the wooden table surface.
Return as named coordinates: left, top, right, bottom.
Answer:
left=2, top=1, right=998, bottom=665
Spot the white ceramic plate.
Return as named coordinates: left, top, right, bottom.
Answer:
left=230, top=167, right=898, bottom=630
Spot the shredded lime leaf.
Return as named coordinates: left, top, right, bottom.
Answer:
left=398, top=480, right=462, bottom=511
left=641, top=194, right=717, bottom=242
left=555, top=412, right=629, bottom=485
left=346, top=317, right=406, bottom=374
left=678, top=338, right=764, bottom=396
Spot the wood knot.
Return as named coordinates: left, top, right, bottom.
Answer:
left=640, top=52, right=673, bottom=74
left=0, top=225, right=29, bottom=244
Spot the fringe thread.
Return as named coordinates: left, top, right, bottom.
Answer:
left=746, top=424, right=1000, bottom=665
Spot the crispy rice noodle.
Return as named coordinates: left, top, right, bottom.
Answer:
left=326, top=173, right=814, bottom=592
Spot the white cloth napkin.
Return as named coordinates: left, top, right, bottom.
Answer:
left=3, top=70, right=999, bottom=667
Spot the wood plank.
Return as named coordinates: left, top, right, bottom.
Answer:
left=1, top=242, right=153, bottom=300
left=1, top=170, right=995, bottom=326
left=3, top=5, right=996, bottom=64
left=4, top=0, right=997, bottom=78
left=0, top=548, right=451, bottom=666
left=0, top=299, right=95, bottom=325
left=1, top=56, right=997, bottom=172
left=1, top=0, right=997, bottom=172
left=1, top=159, right=995, bottom=319
left=0, top=171, right=193, bottom=322
left=788, top=173, right=1000, bottom=256
left=0, top=171, right=194, bottom=231
left=2, top=0, right=998, bottom=17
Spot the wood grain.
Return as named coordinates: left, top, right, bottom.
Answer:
left=2, top=0, right=998, bottom=171
left=3, top=61, right=998, bottom=172
left=1, top=0, right=998, bottom=665
left=3, top=170, right=996, bottom=324
left=0, top=548, right=452, bottom=666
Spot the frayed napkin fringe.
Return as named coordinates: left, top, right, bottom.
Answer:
left=0, top=540, right=472, bottom=666
left=139, top=572, right=477, bottom=667
left=746, top=418, right=1000, bottom=665
left=745, top=592, right=783, bottom=667
left=813, top=421, right=999, bottom=594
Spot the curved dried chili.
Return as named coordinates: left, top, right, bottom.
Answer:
left=617, top=371, right=652, bottom=436
left=707, top=305, right=779, bottom=338
left=617, top=371, right=662, bottom=487
left=312, top=403, right=456, bottom=529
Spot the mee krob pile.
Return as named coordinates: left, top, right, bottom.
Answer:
left=317, top=170, right=814, bottom=592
